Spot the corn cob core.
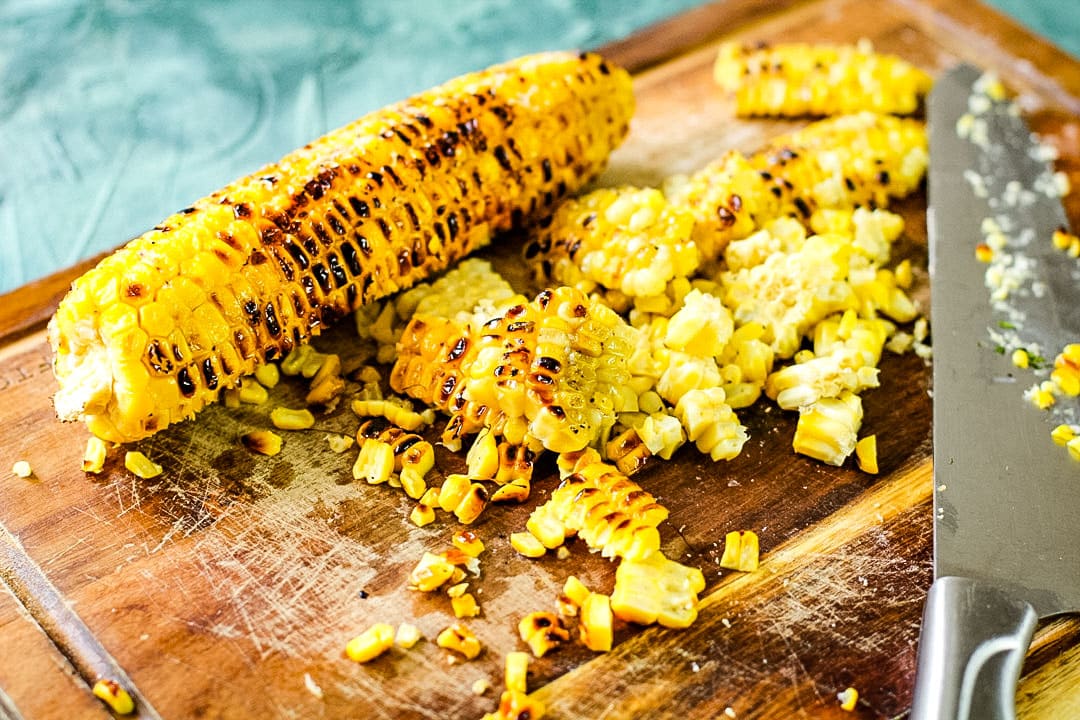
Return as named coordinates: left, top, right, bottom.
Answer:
left=48, top=51, right=634, bottom=443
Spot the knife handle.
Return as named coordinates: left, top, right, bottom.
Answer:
left=910, top=576, right=1038, bottom=720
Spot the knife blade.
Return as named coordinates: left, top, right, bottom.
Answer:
left=911, top=63, right=1080, bottom=720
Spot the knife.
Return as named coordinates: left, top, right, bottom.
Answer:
left=911, top=63, right=1080, bottom=719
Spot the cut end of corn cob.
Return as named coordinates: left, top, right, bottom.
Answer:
left=49, top=51, right=633, bottom=443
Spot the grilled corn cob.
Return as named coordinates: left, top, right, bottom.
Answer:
left=49, top=51, right=634, bottom=443
left=713, top=41, right=933, bottom=117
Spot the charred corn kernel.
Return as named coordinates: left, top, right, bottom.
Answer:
left=452, top=592, right=481, bottom=618
left=325, top=433, right=354, bottom=453
left=452, top=530, right=486, bottom=558
left=525, top=186, right=698, bottom=298
left=579, top=592, right=614, bottom=652
left=611, top=551, right=706, bottom=629
left=395, top=623, right=422, bottom=649
left=353, top=439, right=395, bottom=484
left=493, top=442, right=536, bottom=487
left=505, top=651, right=531, bottom=694
left=975, top=243, right=994, bottom=263
left=238, top=377, right=269, bottom=405
left=437, top=623, right=482, bottom=660
left=346, top=623, right=395, bottom=663
left=410, top=552, right=456, bottom=592
left=467, top=430, right=500, bottom=479
left=11, top=460, right=32, bottom=478
left=241, top=429, right=283, bottom=456
left=714, top=41, right=932, bottom=117
left=605, top=427, right=653, bottom=476
left=674, top=387, right=748, bottom=461
left=50, top=51, right=633, bottom=444
left=793, top=391, right=864, bottom=466
left=410, top=503, right=436, bottom=527
left=528, top=454, right=668, bottom=561
left=518, top=612, right=570, bottom=657
left=124, top=450, right=162, bottom=479
left=83, top=436, right=109, bottom=473
left=838, top=687, right=859, bottom=712
left=483, top=690, right=547, bottom=720
left=855, top=434, right=879, bottom=474
left=270, top=406, right=315, bottom=430
left=720, top=530, right=760, bottom=572
left=491, top=481, right=531, bottom=504
left=454, top=483, right=490, bottom=525
left=92, top=679, right=135, bottom=715
left=439, top=474, right=472, bottom=512
left=254, top=362, right=280, bottom=388
left=511, top=531, right=547, bottom=558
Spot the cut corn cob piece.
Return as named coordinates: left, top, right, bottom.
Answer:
left=525, top=186, right=698, bottom=298
left=793, top=391, right=864, bottom=466
left=713, top=41, right=933, bottom=117
left=50, top=51, right=634, bottom=443
left=611, top=551, right=706, bottom=629
left=526, top=449, right=668, bottom=561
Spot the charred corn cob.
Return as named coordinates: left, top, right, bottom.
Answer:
left=525, top=186, right=698, bottom=298
left=713, top=41, right=933, bottom=117
left=49, top=51, right=634, bottom=443
left=392, top=286, right=636, bottom=453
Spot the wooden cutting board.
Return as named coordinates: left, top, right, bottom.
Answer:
left=2, top=0, right=1079, bottom=718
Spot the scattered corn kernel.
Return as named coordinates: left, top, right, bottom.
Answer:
left=92, top=679, right=135, bottom=715
left=719, top=530, right=760, bottom=572
left=410, top=552, right=456, bottom=592
left=269, top=406, right=315, bottom=430
left=325, top=433, right=355, bottom=453
left=437, top=623, right=482, bottom=660
left=505, top=651, right=531, bottom=694
left=1051, top=424, right=1078, bottom=446
left=452, top=530, right=486, bottom=558
left=510, top=532, right=547, bottom=558
left=241, top=430, right=283, bottom=457
left=452, top=592, right=481, bottom=618
left=254, top=362, right=280, bottom=388
left=1068, top=437, right=1080, bottom=462
left=11, top=460, right=32, bottom=478
left=518, top=612, right=569, bottom=657
left=975, top=243, right=993, bottom=262
left=472, top=678, right=491, bottom=696
left=1011, top=348, right=1030, bottom=369
left=838, top=687, right=859, bottom=712
left=395, top=623, right=422, bottom=649
left=482, top=690, right=546, bottom=720
left=563, top=576, right=591, bottom=608
left=353, top=439, right=395, bottom=484
left=238, top=377, right=270, bottom=404
left=611, top=552, right=705, bottom=628
left=123, top=451, right=162, bottom=479
left=579, top=592, right=614, bottom=652
left=83, top=436, right=108, bottom=473
left=346, top=623, right=395, bottom=663
left=855, top=434, right=879, bottom=474
left=410, top=504, right=436, bottom=527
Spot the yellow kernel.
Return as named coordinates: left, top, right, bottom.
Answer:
left=395, top=623, right=422, bottom=649
left=452, top=530, right=486, bottom=558
left=11, top=460, right=33, bottom=478
left=454, top=484, right=490, bottom=525
left=1063, top=343, right=1080, bottom=365
left=838, top=687, right=859, bottom=712
left=1051, top=424, right=1077, bottom=446
left=325, top=433, right=355, bottom=453
left=254, top=362, right=280, bottom=388
left=409, top=552, right=455, bottom=592
left=345, top=623, right=395, bottom=663
left=855, top=435, right=879, bottom=474
left=1068, top=437, right=1080, bottom=462
left=720, top=530, right=760, bottom=572
left=1052, top=366, right=1080, bottom=397
left=793, top=349, right=815, bottom=364
left=505, top=651, right=530, bottom=694
left=471, top=678, right=491, bottom=696
left=451, top=592, right=481, bottom=618
left=269, top=406, right=315, bottom=430
left=510, top=532, right=547, bottom=558
left=579, top=592, right=614, bottom=652
left=894, top=259, right=913, bottom=289
left=238, top=377, right=269, bottom=404
left=92, top=679, right=135, bottom=715
left=975, top=243, right=993, bottom=262
left=83, top=437, right=108, bottom=474
left=409, top=503, right=436, bottom=527
left=563, top=576, right=591, bottom=607
left=1011, top=349, right=1030, bottom=369
left=436, top=623, right=482, bottom=660
left=123, top=451, right=162, bottom=479
left=241, top=430, right=283, bottom=457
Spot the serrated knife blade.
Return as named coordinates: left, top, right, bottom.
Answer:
left=910, top=64, right=1080, bottom=720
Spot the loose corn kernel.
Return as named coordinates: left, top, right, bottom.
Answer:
left=454, top=483, right=490, bottom=525
left=1068, top=437, right=1080, bottom=462
left=526, top=513, right=567, bottom=550
left=92, top=679, right=135, bottom=715
left=439, top=474, right=472, bottom=512
left=241, top=430, right=283, bottom=456
left=238, top=377, right=270, bottom=404
left=419, top=487, right=440, bottom=507
left=1025, top=382, right=1057, bottom=410
left=452, top=530, right=486, bottom=558
left=975, top=243, right=994, bottom=262
left=351, top=399, right=428, bottom=431
left=400, top=468, right=428, bottom=500
left=793, top=392, right=863, bottom=465
left=11, top=460, right=32, bottom=478
left=579, top=592, right=614, bottom=652
left=719, top=530, right=760, bottom=572
left=395, top=623, right=422, bottom=649
left=269, top=406, right=315, bottom=430
left=124, top=451, right=162, bottom=479
left=325, top=433, right=354, bottom=453
left=254, top=362, right=280, bottom=388
left=894, top=259, right=913, bottom=289
left=1011, top=348, right=1030, bottom=369
left=466, top=430, right=500, bottom=479
left=482, top=690, right=547, bottom=720
left=511, top=532, right=547, bottom=558
left=452, top=592, right=481, bottom=618
left=410, top=503, right=436, bottom=527
left=838, top=687, right=859, bottom=712
left=346, top=623, right=395, bottom=663
left=1051, top=424, right=1078, bottom=446
left=280, top=344, right=316, bottom=376
left=353, top=439, right=395, bottom=484
left=409, top=552, right=456, bottom=592
left=447, top=582, right=469, bottom=599
left=83, top=436, right=108, bottom=473
left=855, top=434, right=879, bottom=474
left=437, top=623, right=482, bottom=660
left=472, top=679, right=491, bottom=696
left=563, top=576, right=591, bottom=608
left=518, top=612, right=570, bottom=657
left=505, top=651, right=531, bottom=694
left=611, top=551, right=705, bottom=629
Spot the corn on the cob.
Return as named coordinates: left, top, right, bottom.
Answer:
left=713, top=41, right=933, bottom=117
left=525, top=186, right=698, bottom=298
left=49, top=51, right=634, bottom=443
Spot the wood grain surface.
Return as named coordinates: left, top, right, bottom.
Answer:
left=2, top=0, right=1079, bottom=718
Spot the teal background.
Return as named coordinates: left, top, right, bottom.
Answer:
left=0, top=0, right=1075, bottom=294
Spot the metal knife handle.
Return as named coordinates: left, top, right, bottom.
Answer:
left=910, top=576, right=1038, bottom=720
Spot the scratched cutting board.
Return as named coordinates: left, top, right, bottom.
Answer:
left=2, top=0, right=1080, bottom=718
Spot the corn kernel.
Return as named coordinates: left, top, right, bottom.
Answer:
left=466, top=430, right=500, bottom=479
left=436, top=623, right=482, bottom=660
left=11, top=460, right=32, bottom=478
left=1068, top=437, right=1080, bottom=462
left=855, top=435, right=879, bottom=474
left=269, top=406, right=315, bottom=430
left=454, top=483, right=490, bottom=525
left=452, top=592, right=481, bottom=618
left=719, top=530, right=760, bottom=572
left=346, top=623, right=395, bottom=663
left=353, top=439, right=395, bottom=484
left=1052, top=366, right=1080, bottom=397
left=472, top=679, right=491, bottom=696
left=395, top=623, right=422, bottom=649
left=410, top=503, right=436, bottom=527
left=975, top=243, right=993, bottom=262
left=526, top=513, right=567, bottom=550
left=83, top=436, right=108, bottom=474
left=579, top=592, right=614, bottom=652
left=325, top=433, right=355, bottom=453
left=611, top=552, right=705, bottom=628
left=838, top=687, right=859, bottom=712
left=1011, top=348, right=1030, bottom=369
left=124, top=451, right=162, bottom=479
left=254, top=362, right=280, bottom=388
left=92, top=679, right=135, bottom=715
left=241, top=430, right=283, bottom=457
left=447, top=582, right=469, bottom=599
left=222, top=387, right=241, bottom=408
left=452, top=530, right=486, bottom=558
left=1051, top=424, right=1077, bottom=446
left=439, top=474, right=472, bottom=512
left=505, top=651, right=531, bottom=694
left=399, top=468, right=427, bottom=500
left=510, top=532, right=547, bottom=558
left=563, top=576, right=591, bottom=607
left=239, top=377, right=269, bottom=404
left=280, top=344, right=315, bottom=376
left=409, top=552, right=455, bottom=592
left=894, top=259, right=913, bottom=289
left=518, top=612, right=569, bottom=657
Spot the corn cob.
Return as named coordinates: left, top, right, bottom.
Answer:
left=713, top=41, right=933, bottom=117
left=392, top=286, right=636, bottom=453
left=49, top=51, right=634, bottom=443
left=525, top=186, right=698, bottom=298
